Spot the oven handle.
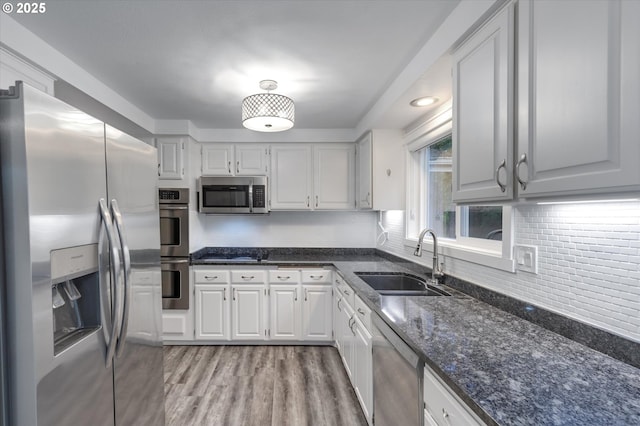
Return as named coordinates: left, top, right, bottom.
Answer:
left=159, top=205, right=188, bottom=210
left=161, top=258, right=190, bottom=264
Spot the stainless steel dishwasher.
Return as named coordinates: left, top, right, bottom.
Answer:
left=372, top=313, right=424, bottom=426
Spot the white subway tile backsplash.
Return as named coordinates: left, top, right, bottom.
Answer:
left=379, top=201, right=640, bottom=343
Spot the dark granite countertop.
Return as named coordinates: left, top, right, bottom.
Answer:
left=190, top=247, right=640, bottom=425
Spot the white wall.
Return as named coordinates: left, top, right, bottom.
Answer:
left=191, top=210, right=377, bottom=249
left=378, top=201, right=640, bottom=343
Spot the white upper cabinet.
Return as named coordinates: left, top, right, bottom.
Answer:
left=314, top=144, right=355, bottom=210
left=270, top=143, right=355, bottom=211
left=201, top=143, right=234, bottom=175
left=201, top=143, right=268, bottom=176
left=516, top=0, right=640, bottom=198
left=356, top=130, right=405, bottom=210
left=157, top=137, right=185, bottom=180
left=270, top=144, right=313, bottom=209
left=452, top=3, right=514, bottom=203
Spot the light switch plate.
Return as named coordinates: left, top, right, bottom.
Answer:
left=515, top=245, right=538, bottom=274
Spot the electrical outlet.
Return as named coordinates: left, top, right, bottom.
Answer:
left=515, top=245, right=538, bottom=274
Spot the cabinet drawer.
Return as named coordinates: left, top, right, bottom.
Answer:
left=424, top=366, right=485, bottom=426
left=301, top=269, right=332, bottom=284
left=269, top=270, right=301, bottom=283
left=334, top=276, right=355, bottom=307
left=194, top=270, right=230, bottom=284
left=231, top=270, right=266, bottom=283
left=354, top=296, right=371, bottom=331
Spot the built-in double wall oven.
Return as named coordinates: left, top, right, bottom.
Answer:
left=159, top=188, right=189, bottom=309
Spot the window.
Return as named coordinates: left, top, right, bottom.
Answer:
left=405, top=105, right=513, bottom=271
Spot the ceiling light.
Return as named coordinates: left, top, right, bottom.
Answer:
left=242, top=80, right=295, bottom=132
left=409, top=96, right=438, bottom=107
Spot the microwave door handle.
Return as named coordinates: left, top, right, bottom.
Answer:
left=248, top=181, right=254, bottom=213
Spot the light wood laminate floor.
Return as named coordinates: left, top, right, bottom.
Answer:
left=164, top=345, right=368, bottom=426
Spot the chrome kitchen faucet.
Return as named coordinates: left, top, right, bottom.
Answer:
left=414, top=228, right=444, bottom=282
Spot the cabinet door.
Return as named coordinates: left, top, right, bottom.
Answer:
left=231, top=285, right=266, bottom=340
left=236, top=144, right=268, bottom=175
left=353, top=318, right=373, bottom=423
left=314, top=144, right=355, bottom=210
left=270, top=145, right=312, bottom=210
left=157, top=138, right=185, bottom=180
left=452, top=4, right=514, bottom=203
left=339, top=302, right=355, bottom=381
left=202, top=143, right=233, bottom=175
left=517, top=0, right=640, bottom=197
left=333, top=291, right=342, bottom=351
left=357, top=133, right=373, bottom=209
left=195, top=284, right=229, bottom=340
left=269, top=285, right=301, bottom=340
left=301, top=285, right=333, bottom=341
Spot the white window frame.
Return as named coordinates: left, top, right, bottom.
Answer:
left=404, top=103, right=515, bottom=272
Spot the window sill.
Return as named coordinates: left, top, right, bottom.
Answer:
left=403, top=237, right=515, bottom=273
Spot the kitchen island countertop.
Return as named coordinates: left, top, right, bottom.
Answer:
left=191, top=248, right=640, bottom=425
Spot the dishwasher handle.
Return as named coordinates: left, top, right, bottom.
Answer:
left=373, top=313, right=420, bottom=369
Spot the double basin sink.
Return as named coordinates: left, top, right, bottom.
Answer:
left=355, top=272, right=450, bottom=297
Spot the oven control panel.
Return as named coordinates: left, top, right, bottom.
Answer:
left=159, top=188, right=189, bottom=204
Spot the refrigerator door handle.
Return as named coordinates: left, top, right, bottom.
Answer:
left=110, top=200, right=131, bottom=358
left=99, top=199, right=122, bottom=368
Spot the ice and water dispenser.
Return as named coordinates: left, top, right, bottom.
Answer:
left=51, top=245, right=101, bottom=355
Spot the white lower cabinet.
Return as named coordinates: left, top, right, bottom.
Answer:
left=193, top=266, right=332, bottom=343
left=301, top=284, right=333, bottom=341
left=231, top=284, right=266, bottom=340
left=334, top=274, right=373, bottom=425
left=353, top=315, right=372, bottom=422
left=424, top=364, right=485, bottom=426
left=195, top=284, right=229, bottom=340
left=269, top=284, right=301, bottom=340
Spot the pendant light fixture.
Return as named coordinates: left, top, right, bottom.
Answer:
left=242, top=80, right=295, bottom=132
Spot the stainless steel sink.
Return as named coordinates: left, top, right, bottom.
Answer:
left=355, top=272, right=450, bottom=296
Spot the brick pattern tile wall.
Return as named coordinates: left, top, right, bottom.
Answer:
left=379, top=202, right=640, bottom=342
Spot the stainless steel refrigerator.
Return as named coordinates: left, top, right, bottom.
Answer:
left=0, top=81, right=165, bottom=425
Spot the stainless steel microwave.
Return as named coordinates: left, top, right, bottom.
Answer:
left=197, top=176, right=268, bottom=214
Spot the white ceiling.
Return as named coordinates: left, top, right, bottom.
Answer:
left=9, top=0, right=459, bottom=132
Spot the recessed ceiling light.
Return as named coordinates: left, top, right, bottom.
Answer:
left=409, top=96, right=438, bottom=107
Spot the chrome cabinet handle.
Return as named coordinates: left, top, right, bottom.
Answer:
left=236, top=161, right=240, bottom=174
left=315, top=195, right=318, bottom=207
left=204, top=275, right=218, bottom=280
left=309, top=275, right=323, bottom=280
left=233, top=288, right=236, bottom=301
left=366, top=192, right=371, bottom=206
left=241, top=275, right=254, bottom=280
left=357, top=308, right=365, bottom=316
left=99, top=199, right=121, bottom=369
left=223, top=287, right=227, bottom=301
left=304, top=288, right=308, bottom=301
left=516, top=153, right=528, bottom=190
left=442, top=408, right=450, bottom=420
left=343, top=289, right=350, bottom=295
left=228, top=161, right=231, bottom=174
left=111, top=200, right=131, bottom=359
left=349, top=316, right=357, bottom=335
left=495, top=159, right=507, bottom=193
left=277, top=275, right=290, bottom=280
left=306, top=196, right=310, bottom=208
left=337, top=298, right=342, bottom=311
left=294, top=288, right=298, bottom=301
